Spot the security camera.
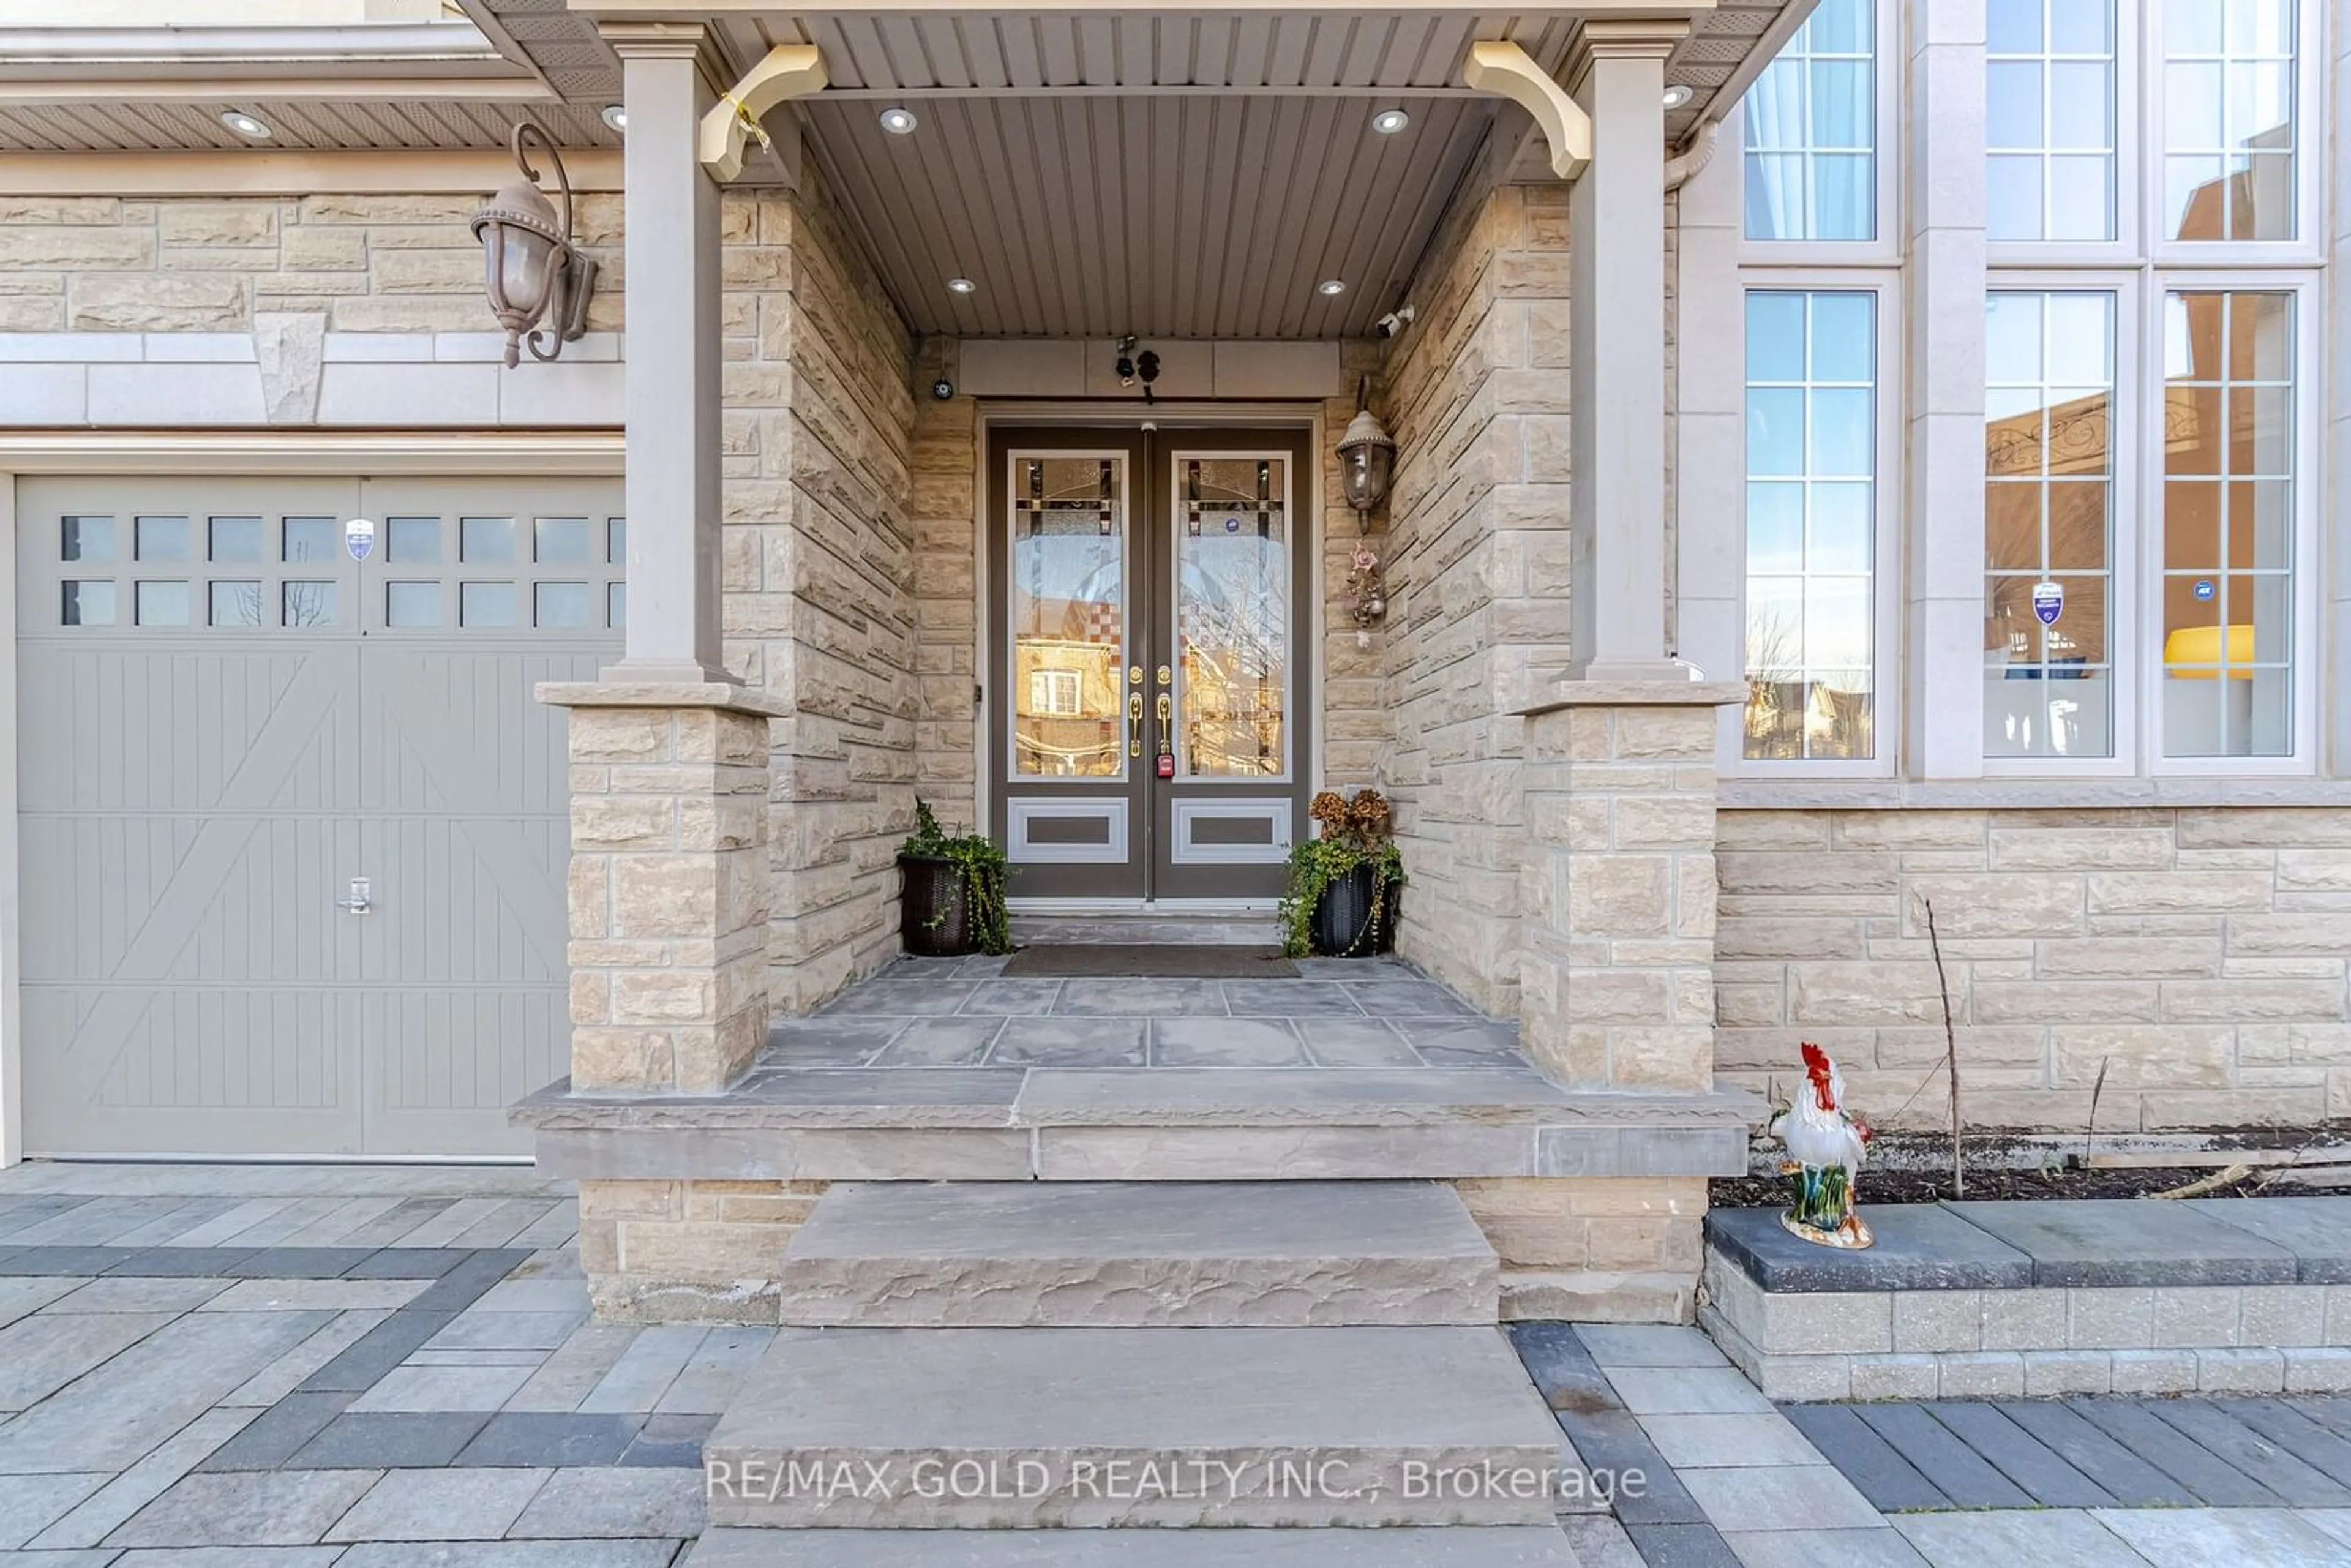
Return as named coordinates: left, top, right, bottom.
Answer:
left=1374, top=304, right=1416, bottom=338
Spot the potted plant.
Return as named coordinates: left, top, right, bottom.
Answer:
left=898, top=800, right=1013, bottom=958
left=1280, top=789, right=1406, bottom=958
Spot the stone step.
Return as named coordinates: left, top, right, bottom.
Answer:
left=686, top=1526, right=1580, bottom=1564
left=704, top=1325, right=1566, bottom=1529
left=778, top=1180, right=1501, bottom=1327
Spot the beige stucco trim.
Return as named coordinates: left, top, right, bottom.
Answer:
left=0, top=149, right=622, bottom=196
left=0, top=431, right=623, bottom=475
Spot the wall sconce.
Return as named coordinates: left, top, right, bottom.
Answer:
left=1337, top=377, right=1395, bottom=521
left=471, top=120, right=598, bottom=369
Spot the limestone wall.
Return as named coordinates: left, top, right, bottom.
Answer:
left=907, top=339, right=981, bottom=835
left=0, top=191, right=623, bottom=334
left=1375, top=172, right=1573, bottom=1016
left=1715, top=806, right=2351, bottom=1133
left=718, top=173, right=919, bottom=1013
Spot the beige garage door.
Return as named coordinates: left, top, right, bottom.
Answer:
left=15, top=475, right=624, bottom=1158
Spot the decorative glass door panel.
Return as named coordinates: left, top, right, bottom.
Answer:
left=989, top=426, right=1313, bottom=902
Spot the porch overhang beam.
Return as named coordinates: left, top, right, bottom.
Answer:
left=1461, top=39, right=1591, bottom=182
left=578, top=0, right=1711, bottom=13
left=697, top=42, right=825, bottom=183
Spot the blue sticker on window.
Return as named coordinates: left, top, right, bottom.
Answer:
left=2192, top=579, right=2216, bottom=602
left=2031, top=580, right=2063, bottom=626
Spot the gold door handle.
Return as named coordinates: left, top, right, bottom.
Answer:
left=1128, top=692, right=1144, bottom=757
left=1155, top=692, right=1172, bottom=752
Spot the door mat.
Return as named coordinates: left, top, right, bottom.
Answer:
left=1001, top=945, right=1299, bottom=979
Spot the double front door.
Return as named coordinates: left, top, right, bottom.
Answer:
left=988, top=426, right=1313, bottom=900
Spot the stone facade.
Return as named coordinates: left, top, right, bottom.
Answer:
left=1520, top=691, right=1738, bottom=1092
left=554, top=693, right=774, bottom=1097
left=0, top=192, right=623, bottom=334
left=907, top=339, right=981, bottom=834
left=1458, top=1175, right=1707, bottom=1322
left=1376, top=169, right=1574, bottom=1018
left=716, top=170, right=920, bottom=1013
left=1716, top=806, right=2351, bottom=1132
left=578, top=1176, right=827, bottom=1322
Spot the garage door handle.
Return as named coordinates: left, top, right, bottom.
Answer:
left=336, top=877, right=373, bottom=915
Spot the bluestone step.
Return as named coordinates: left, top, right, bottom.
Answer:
left=704, top=1325, right=1566, bottom=1528
left=686, top=1526, right=1580, bottom=1564
left=778, top=1180, right=1500, bottom=1326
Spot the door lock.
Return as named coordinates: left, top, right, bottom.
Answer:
left=1128, top=692, right=1144, bottom=757
left=1155, top=692, right=1174, bottom=779
left=336, top=877, right=373, bottom=915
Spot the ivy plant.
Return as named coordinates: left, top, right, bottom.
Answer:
left=1278, top=789, right=1406, bottom=958
left=901, top=799, right=1014, bottom=956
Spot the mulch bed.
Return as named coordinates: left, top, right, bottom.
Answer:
left=1713, top=1166, right=2323, bottom=1207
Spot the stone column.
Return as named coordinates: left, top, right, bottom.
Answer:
left=1518, top=683, right=1747, bottom=1090
left=539, top=684, right=782, bottom=1095
left=603, top=21, right=731, bottom=685
left=1565, top=21, right=1685, bottom=681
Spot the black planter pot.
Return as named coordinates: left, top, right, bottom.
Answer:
left=1309, top=863, right=1399, bottom=956
left=899, top=853, right=974, bottom=957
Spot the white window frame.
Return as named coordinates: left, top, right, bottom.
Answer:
left=1979, top=272, right=2144, bottom=779
left=1736, top=0, right=1903, bottom=266
left=1028, top=667, right=1083, bottom=718
left=2140, top=270, right=2322, bottom=776
left=1733, top=270, right=1905, bottom=779
left=1984, top=0, right=2144, bottom=268
left=2144, top=0, right=2326, bottom=268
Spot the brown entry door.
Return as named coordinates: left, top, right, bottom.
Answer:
left=988, top=425, right=1313, bottom=901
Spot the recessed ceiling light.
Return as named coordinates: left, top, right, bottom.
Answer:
left=1316, top=279, right=1348, bottom=298
left=880, top=107, right=918, bottom=135
left=219, top=108, right=272, bottom=141
left=1371, top=108, right=1411, bottom=135
left=947, top=277, right=977, bottom=295
left=600, top=104, right=627, bottom=133
left=1662, top=84, right=1694, bottom=109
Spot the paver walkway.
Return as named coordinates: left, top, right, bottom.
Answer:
left=9, top=1161, right=2351, bottom=1566
left=1515, top=1322, right=2351, bottom=1567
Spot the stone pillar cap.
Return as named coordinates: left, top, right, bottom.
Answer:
left=1517, top=678, right=1748, bottom=716
left=535, top=679, right=787, bottom=718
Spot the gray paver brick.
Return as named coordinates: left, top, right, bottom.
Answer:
left=0, top=1471, right=107, bottom=1549
left=1623, top=1522, right=1743, bottom=1567
left=2093, top=1506, right=2351, bottom=1567
left=105, top=1468, right=381, bottom=1548
left=0, top=1310, right=179, bottom=1411
left=1677, top=1463, right=1883, bottom=1533
left=45, top=1276, right=234, bottom=1314
left=506, top=1466, right=705, bottom=1538
left=1637, top=1413, right=1821, bottom=1469
left=350, top=1361, right=538, bottom=1413
left=335, top=1542, right=684, bottom=1567
left=1778, top=1405, right=1949, bottom=1514
left=1851, top=1405, right=2034, bottom=1510
left=1915, top=1400, right=2114, bottom=1509
left=579, top=1325, right=708, bottom=1414
left=290, top=1411, right=492, bottom=1469
left=457, top=1411, right=642, bottom=1468
left=1576, top=1324, right=1730, bottom=1369
left=26, top=1405, right=260, bottom=1550
left=2064, top=1398, right=2281, bottom=1507
left=1991, top=1401, right=2199, bottom=1509
left=2139, top=1398, right=2351, bottom=1507
left=1893, top=1509, right=2156, bottom=1568
left=325, top=1465, right=553, bottom=1542
left=1606, top=1367, right=1775, bottom=1416
left=1720, top=1528, right=1930, bottom=1568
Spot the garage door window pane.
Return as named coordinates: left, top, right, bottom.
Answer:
left=607, top=517, right=626, bottom=564
left=608, top=582, right=625, bottom=628
left=535, top=517, right=592, bottom=564
left=461, top=517, right=515, bottom=563
left=137, top=581, right=190, bottom=625
left=388, top=517, right=441, bottom=563
left=62, top=516, right=115, bottom=562
left=283, top=516, right=336, bottom=563
left=534, top=582, right=591, bottom=628
left=461, top=582, right=517, bottom=627
left=386, top=582, right=440, bottom=627
left=136, top=516, right=190, bottom=561
left=209, top=516, right=264, bottom=563
left=283, top=581, right=337, bottom=626
left=210, top=581, right=264, bottom=627
left=61, top=581, right=115, bottom=626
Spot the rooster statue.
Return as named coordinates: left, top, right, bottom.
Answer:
left=1763, top=1042, right=1875, bottom=1249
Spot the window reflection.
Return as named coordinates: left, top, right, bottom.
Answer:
left=1984, top=291, right=2117, bottom=759
left=1177, top=457, right=1287, bottom=778
left=1012, top=457, right=1125, bottom=778
left=2163, top=0, right=2296, bottom=240
left=1986, top=0, right=2116, bottom=241
left=1744, top=291, right=1877, bottom=761
left=2161, top=291, right=2293, bottom=756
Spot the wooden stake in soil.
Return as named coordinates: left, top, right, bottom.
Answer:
left=1923, top=897, right=1963, bottom=1199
